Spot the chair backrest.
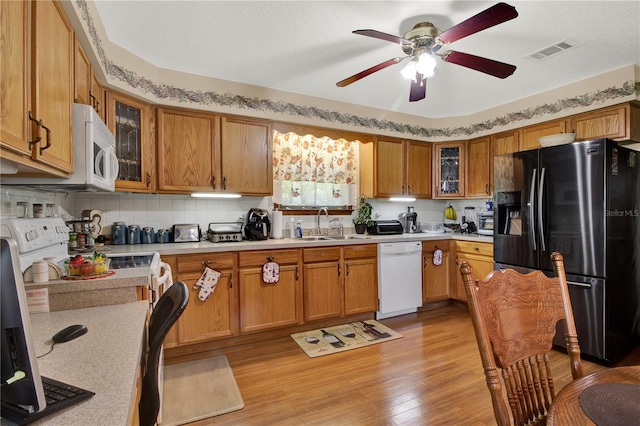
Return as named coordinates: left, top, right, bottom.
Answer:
left=139, top=281, right=189, bottom=426
left=459, top=252, right=583, bottom=426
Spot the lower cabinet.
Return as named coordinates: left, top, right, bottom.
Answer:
left=238, top=249, right=303, bottom=333
left=303, top=244, right=378, bottom=321
left=453, top=241, right=494, bottom=302
left=166, top=252, right=238, bottom=347
left=422, top=240, right=450, bottom=303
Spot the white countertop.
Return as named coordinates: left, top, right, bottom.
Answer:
left=6, top=302, right=149, bottom=426
left=103, top=232, right=493, bottom=256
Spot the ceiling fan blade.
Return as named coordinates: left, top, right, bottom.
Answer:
left=409, top=73, right=426, bottom=102
left=442, top=51, right=516, bottom=79
left=438, top=2, right=518, bottom=44
left=353, top=29, right=412, bottom=46
left=336, top=57, right=406, bottom=87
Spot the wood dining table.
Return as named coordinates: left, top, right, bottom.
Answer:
left=547, top=365, right=640, bottom=425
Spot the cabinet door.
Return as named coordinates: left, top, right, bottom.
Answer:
left=423, top=250, right=449, bottom=303
left=107, top=92, right=154, bottom=192
left=157, top=108, right=219, bottom=192
left=303, top=262, right=342, bottom=321
left=74, top=35, right=91, bottom=105
left=31, top=0, right=74, bottom=174
left=570, top=105, right=627, bottom=141
left=433, top=142, right=466, bottom=198
left=375, top=138, right=404, bottom=197
left=176, top=270, right=237, bottom=344
left=455, top=253, right=495, bottom=302
left=406, top=141, right=432, bottom=198
left=520, top=119, right=567, bottom=151
left=492, top=130, right=519, bottom=156
left=90, top=71, right=104, bottom=121
left=0, top=0, right=29, bottom=155
left=466, top=136, right=491, bottom=197
left=344, top=258, right=377, bottom=315
left=239, top=265, right=301, bottom=333
left=220, top=117, right=272, bottom=195
left=160, top=256, right=179, bottom=348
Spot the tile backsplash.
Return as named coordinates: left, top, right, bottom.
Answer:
left=1, top=185, right=490, bottom=237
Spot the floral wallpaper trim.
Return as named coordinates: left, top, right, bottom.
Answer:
left=76, top=1, right=640, bottom=139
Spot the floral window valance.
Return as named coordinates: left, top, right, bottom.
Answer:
left=272, top=131, right=360, bottom=207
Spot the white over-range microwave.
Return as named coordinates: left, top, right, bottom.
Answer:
left=3, top=104, right=118, bottom=192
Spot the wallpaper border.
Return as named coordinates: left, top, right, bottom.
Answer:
left=76, top=1, right=640, bottom=138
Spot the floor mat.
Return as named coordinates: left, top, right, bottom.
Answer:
left=160, top=355, right=244, bottom=425
left=291, top=320, right=402, bottom=358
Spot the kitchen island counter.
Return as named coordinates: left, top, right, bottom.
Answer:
left=20, top=301, right=148, bottom=425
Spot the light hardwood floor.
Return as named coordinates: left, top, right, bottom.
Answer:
left=171, top=304, right=631, bottom=426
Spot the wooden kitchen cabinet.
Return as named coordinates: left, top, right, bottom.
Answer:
left=520, top=119, right=567, bottom=151
left=74, top=35, right=104, bottom=120
left=220, top=116, right=273, bottom=195
left=422, top=240, right=450, bottom=303
left=303, top=247, right=343, bottom=321
left=466, top=136, right=492, bottom=198
left=107, top=91, right=155, bottom=192
left=453, top=241, right=494, bottom=302
left=0, top=0, right=74, bottom=177
left=343, top=245, right=378, bottom=315
left=492, top=129, right=520, bottom=156
left=374, top=137, right=432, bottom=198
left=433, top=142, right=466, bottom=198
left=157, top=107, right=219, bottom=193
left=238, top=249, right=303, bottom=333
left=570, top=103, right=639, bottom=142
left=170, top=252, right=238, bottom=346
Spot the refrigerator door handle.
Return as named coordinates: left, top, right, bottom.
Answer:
left=538, top=167, right=546, bottom=252
left=529, top=168, right=537, bottom=251
left=567, top=281, right=592, bottom=289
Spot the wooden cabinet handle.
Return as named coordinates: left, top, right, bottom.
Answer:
left=423, top=255, right=428, bottom=268
left=402, top=185, right=405, bottom=195
left=223, top=176, right=227, bottom=190
left=295, top=265, right=299, bottom=281
left=39, top=123, right=52, bottom=155
left=146, top=172, right=151, bottom=187
left=229, top=272, right=233, bottom=288
left=407, top=185, right=412, bottom=195
left=28, top=111, right=42, bottom=149
left=346, top=263, right=350, bottom=276
left=211, top=175, right=216, bottom=189
left=337, top=262, right=341, bottom=276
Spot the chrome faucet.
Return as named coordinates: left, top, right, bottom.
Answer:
left=316, top=207, right=329, bottom=235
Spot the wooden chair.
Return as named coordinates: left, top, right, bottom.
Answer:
left=459, top=252, right=583, bottom=426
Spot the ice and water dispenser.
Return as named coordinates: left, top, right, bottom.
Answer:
left=495, top=191, right=522, bottom=236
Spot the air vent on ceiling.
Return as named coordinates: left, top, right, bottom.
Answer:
left=524, top=39, right=579, bottom=62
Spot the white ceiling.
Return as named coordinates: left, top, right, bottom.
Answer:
left=94, top=1, right=640, bottom=119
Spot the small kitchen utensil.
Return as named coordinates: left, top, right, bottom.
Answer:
left=142, top=227, right=155, bottom=244
left=127, top=224, right=141, bottom=244
left=112, top=222, right=127, bottom=245
left=155, top=229, right=169, bottom=243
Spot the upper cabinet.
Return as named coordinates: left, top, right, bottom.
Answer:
left=157, top=107, right=219, bottom=193
left=492, top=129, right=519, bottom=156
left=520, top=119, right=567, bottom=151
left=106, top=91, right=155, bottom=192
left=220, top=117, right=273, bottom=196
left=74, top=36, right=104, bottom=121
left=571, top=103, right=640, bottom=142
left=1, top=0, right=74, bottom=176
left=466, top=136, right=491, bottom=198
left=374, top=137, right=432, bottom=198
left=433, top=142, right=465, bottom=198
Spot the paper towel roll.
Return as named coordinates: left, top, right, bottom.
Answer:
left=271, top=210, right=283, bottom=239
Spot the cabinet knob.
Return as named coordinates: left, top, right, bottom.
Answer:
left=201, top=260, right=212, bottom=266
left=473, top=247, right=479, bottom=251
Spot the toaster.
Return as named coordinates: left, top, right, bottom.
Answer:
left=172, top=224, right=201, bottom=242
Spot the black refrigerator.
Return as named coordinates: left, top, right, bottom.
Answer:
left=493, top=138, right=639, bottom=363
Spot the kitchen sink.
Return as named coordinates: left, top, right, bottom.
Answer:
left=326, top=235, right=371, bottom=240
left=299, top=236, right=331, bottom=241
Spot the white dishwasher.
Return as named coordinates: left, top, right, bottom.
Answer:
left=377, top=241, right=423, bottom=319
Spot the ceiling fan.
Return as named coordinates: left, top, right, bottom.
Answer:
left=336, top=2, right=519, bottom=102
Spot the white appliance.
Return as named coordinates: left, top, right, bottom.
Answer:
left=2, top=104, right=118, bottom=191
left=0, top=218, right=70, bottom=270
left=376, top=241, right=423, bottom=319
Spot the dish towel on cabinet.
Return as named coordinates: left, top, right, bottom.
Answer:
left=194, top=267, right=221, bottom=301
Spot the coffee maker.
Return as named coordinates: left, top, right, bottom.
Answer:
left=244, top=208, right=271, bottom=240
left=398, top=207, right=419, bottom=233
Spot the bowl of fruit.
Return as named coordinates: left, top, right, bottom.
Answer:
left=64, top=253, right=110, bottom=277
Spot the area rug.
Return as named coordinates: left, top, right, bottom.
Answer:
left=291, top=320, right=403, bottom=358
left=160, top=355, right=244, bottom=425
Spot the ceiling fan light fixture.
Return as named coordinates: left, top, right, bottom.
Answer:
left=416, top=53, right=437, bottom=77
left=400, top=60, right=418, bottom=80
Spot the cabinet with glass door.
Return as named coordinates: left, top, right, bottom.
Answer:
left=433, top=142, right=465, bottom=198
left=106, top=91, right=154, bottom=192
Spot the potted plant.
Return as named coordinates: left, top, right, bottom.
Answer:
left=353, top=196, right=373, bottom=234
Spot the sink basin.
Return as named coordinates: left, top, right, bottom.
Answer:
left=326, top=235, right=371, bottom=240
left=299, top=236, right=331, bottom=241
